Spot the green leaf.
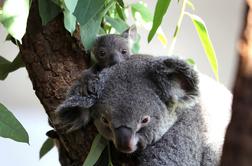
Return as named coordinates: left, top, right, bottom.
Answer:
left=0, top=0, right=30, bottom=41
left=63, top=9, right=76, bottom=34
left=38, top=0, right=61, bottom=25
left=115, top=3, right=125, bottom=20
left=185, top=12, right=219, bottom=80
left=63, top=0, right=78, bottom=13
left=131, top=2, right=153, bottom=23
left=186, top=0, right=195, bottom=10
left=148, top=0, right=171, bottom=42
left=50, top=0, right=63, bottom=7
left=99, top=27, right=106, bottom=35
left=0, top=53, right=25, bottom=80
left=186, top=58, right=195, bottom=66
left=80, top=19, right=100, bottom=50
left=39, top=138, right=54, bottom=159
left=79, top=1, right=115, bottom=50
left=73, top=0, right=104, bottom=25
left=116, top=0, right=124, bottom=7
left=83, top=134, right=107, bottom=166
left=105, top=16, right=128, bottom=33
left=0, top=103, right=29, bottom=143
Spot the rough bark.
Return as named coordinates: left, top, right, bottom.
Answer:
left=20, top=1, right=97, bottom=165
left=220, top=1, right=252, bottom=166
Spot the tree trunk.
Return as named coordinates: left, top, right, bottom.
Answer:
left=220, top=1, right=252, bottom=166
left=20, top=1, right=98, bottom=165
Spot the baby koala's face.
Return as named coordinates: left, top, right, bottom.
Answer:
left=92, top=34, right=131, bottom=68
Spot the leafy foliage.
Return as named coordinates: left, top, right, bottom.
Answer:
left=0, top=53, right=24, bottom=80
left=63, top=0, right=78, bottom=13
left=79, top=1, right=115, bottom=50
left=185, top=12, right=219, bottom=80
left=131, top=2, right=167, bottom=46
left=63, top=10, right=76, bottom=34
left=148, top=0, right=171, bottom=42
left=39, top=138, right=54, bottom=159
left=38, top=0, right=61, bottom=25
left=131, top=2, right=153, bottom=22
left=105, top=15, right=128, bottom=33
left=0, top=0, right=30, bottom=42
left=83, top=134, right=107, bottom=166
left=167, top=0, right=219, bottom=79
left=0, top=103, right=29, bottom=144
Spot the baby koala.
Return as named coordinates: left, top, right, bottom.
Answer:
left=68, top=25, right=137, bottom=98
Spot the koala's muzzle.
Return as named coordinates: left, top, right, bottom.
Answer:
left=114, top=126, right=137, bottom=153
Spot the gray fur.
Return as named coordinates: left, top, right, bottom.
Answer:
left=56, top=55, right=220, bottom=165
left=67, top=26, right=137, bottom=99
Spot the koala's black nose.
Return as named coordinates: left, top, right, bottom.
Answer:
left=114, top=126, right=135, bottom=152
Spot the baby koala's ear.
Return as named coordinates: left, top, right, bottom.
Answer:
left=121, top=25, right=137, bottom=40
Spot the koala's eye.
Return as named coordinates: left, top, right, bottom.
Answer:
left=99, top=51, right=105, bottom=57
left=101, top=116, right=109, bottom=125
left=141, top=116, right=150, bottom=124
left=121, top=49, right=127, bottom=54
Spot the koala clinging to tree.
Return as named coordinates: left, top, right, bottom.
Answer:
left=56, top=55, right=224, bottom=165
left=67, top=25, right=137, bottom=99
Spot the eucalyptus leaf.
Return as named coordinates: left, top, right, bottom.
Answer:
left=80, top=1, right=115, bottom=50
left=83, top=134, right=107, bottom=166
left=186, top=58, right=195, bottom=66
left=131, top=2, right=153, bottom=22
left=0, top=53, right=24, bottom=80
left=80, top=18, right=100, bottom=50
left=148, top=0, right=171, bottom=42
left=185, top=12, right=219, bottom=80
left=115, top=3, right=125, bottom=20
left=39, top=138, right=54, bottom=159
left=74, top=0, right=104, bottom=25
left=38, top=0, right=61, bottom=25
left=0, top=0, right=30, bottom=41
left=99, top=27, right=106, bottom=35
left=0, top=103, right=29, bottom=144
left=186, top=0, right=195, bottom=10
left=63, top=9, right=76, bottom=34
left=63, top=0, right=78, bottom=13
left=116, top=0, right=124, bottom=7
left=105, top=16, right=128, bottom=33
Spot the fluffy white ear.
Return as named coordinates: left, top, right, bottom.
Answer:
left=151, top=58, right=199, bottom=107
left=121, top=25, right=137, bottom=40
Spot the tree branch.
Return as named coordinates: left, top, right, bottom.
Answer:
left=221, top=1, right=252, bottom=165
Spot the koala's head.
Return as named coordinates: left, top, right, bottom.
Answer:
left=91, top=25, right=137, bottom=68
left=56, top=56, right=199, bottom=154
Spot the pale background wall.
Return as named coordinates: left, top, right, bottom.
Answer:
left=0, top=0, right=244, bottom=165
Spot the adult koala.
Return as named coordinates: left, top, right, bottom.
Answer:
left=56, top=55, right=228, bottom=166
